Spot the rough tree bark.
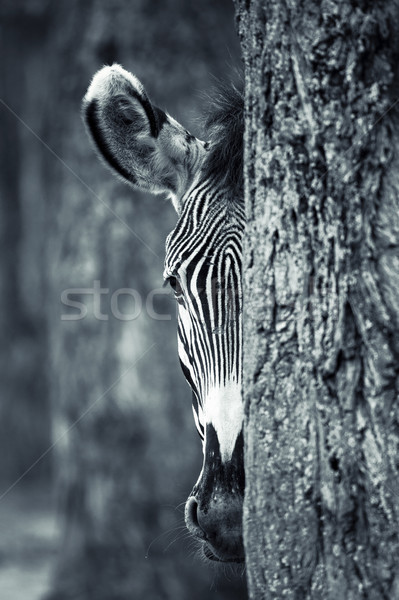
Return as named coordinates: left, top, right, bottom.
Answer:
left=234, top=1, right=399, bottom=598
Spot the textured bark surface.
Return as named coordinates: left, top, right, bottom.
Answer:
left=234, top=1, right=399, bottom=598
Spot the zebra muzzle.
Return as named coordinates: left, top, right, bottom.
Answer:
left=185, top=494, right=244, bottom=563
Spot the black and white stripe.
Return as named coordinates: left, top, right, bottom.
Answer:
left=164, top=175, right=244, bottom=461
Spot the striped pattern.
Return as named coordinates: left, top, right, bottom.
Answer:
left=164, top=173, right=245, bottom=455
left=82, top=63, right=245, bottom=465
left=83, top=65, right=246, bottom=559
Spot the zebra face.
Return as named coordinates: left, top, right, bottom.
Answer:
left=82, top=64, right=245, bottom=563
left=164, top=188, right=245, bottom=563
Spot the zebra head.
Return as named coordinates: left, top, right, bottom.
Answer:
left=82, top=65, right=245, bottom=563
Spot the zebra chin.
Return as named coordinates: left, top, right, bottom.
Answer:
left=185, top=424, right=245, bottom=563
left=202, top=541, right=244, bottom=564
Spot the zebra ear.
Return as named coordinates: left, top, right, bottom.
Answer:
left=111, top=94, right=149, bottom=132
left=82, top=64, right=206, bottom=208
left=82, top=64, right=164, bottom=186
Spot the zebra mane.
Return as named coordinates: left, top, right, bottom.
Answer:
left=202, top=77, right=244, bottom=199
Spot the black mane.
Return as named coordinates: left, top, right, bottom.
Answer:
left=202, top=78, right=244, bottom=199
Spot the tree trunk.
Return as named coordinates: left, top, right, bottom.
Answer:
left=234, top=1, right=399, bottom=598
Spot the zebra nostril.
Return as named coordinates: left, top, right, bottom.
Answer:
left=185, top=496, right=206, bottom=540
left=185, top=493, right=244, bottom=562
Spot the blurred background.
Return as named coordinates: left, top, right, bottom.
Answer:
left=0, top=1, right=247, bottom=598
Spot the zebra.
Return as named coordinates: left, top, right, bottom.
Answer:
left=82, top=64, right=245, bottom=563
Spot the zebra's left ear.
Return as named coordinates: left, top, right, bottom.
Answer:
left=82, top=64, right=206, bottom=212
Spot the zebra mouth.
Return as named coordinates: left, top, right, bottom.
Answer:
left=202, top=542, right=245, bottom=564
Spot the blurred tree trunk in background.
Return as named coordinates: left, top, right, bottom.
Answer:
left=0, top=3, right=51, bottom=483
left=235, top=0, right=399, bottom=598
left=34, top=1, right=247, bottom=599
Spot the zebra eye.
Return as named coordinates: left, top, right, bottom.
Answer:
left=168, top=276, right=183, bottom=296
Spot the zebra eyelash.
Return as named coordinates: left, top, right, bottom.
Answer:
left=163, top=274, right=183, bottom=296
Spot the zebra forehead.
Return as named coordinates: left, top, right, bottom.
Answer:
left=164, top=201, right=243, bottom=277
